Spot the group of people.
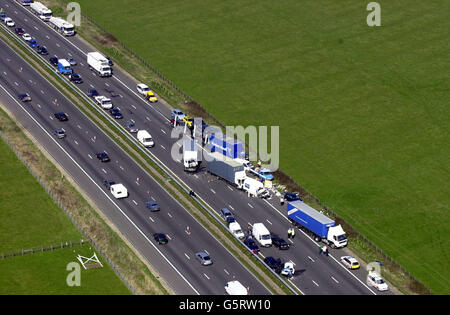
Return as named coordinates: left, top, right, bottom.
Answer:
left=287, top=227, right=296, bottom=239
left=319, top=245, right=329, bottom=256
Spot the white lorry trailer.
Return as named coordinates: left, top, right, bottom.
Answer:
left=48, top=17, right=74, bottom=36
left=30, top=2, right=52, bottom=21
left=183, top=139, right=199, bottom=172
left=87, top=52, right=112, bottom=77
left=205, top=151, right=246, bottom=188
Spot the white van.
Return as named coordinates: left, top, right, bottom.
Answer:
left=110, top=183, right=128, bottom=199
left=229, top=221, right=245, bottom=239
left=137, top=130, right=154, bottom=147
left=243, top=177, right=269, bottom=198
left=234, top=158, right=253, bottom=170
left=252, top=223, right=272, bottom=247
left=225, top=280, right=248, bottom=295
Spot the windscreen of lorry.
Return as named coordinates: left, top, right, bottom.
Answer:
left=261, top=235, right=271, bottom=240
left=337, top=234, right=347, bottom=241
left=65, top=26, right=74, bottom=32
left=101, top=66, right=111, bottom=72
left=43, top=13, right=52, bottom=17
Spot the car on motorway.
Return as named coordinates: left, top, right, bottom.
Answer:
left=271, top=233, right=290, bottom=250
left=0, top=11, right=5, bottom=22
left=36, top=46, right=48, bottom=55
left=367, top=272, right=389, bottom=291
left=96, top=152, right=110, bottom=162
left=264, top=256, right=283, bottom=274
left=145, top=90, right=158, bottom=103
left=69, top=73, right=83, bottom=84
left=145, top=201, right=160, bottom=212
left=195, top=252, right=213, bottom=266
left=87, top=88, right=99, bottom=98
left=103, top=179, right=115, bottom=190
left=225, top=215, right=236, bottom=225
left=340, top=256, right=360, bottom=270
left=125, top=120, right=138, bottom=133
left=4, top=17, right=15, bottom=27
left=284, top=192, right=302, bottom=202
left=94, top=96, right=113, bottom=109
left=225, top=280, right=248, bottom=295
left=54, top=128, right=66, bottom=139
left=136, top=83, right=150, bottom=95
left=67, top=57, right=77, bottom=66
left=28, top=39, right=38, bottom=49
left=22, top=33, right=32, bottom=41
left=244, top=237, right=260, bottom=254
left=15, top=27, right=25, bottom=36
left=153, top=233, right=168, bottom=245
left=220, top=208, right=234, bottom=221
left=171, top=109, right=185, bottom=120
left=54, top=112, right=68, bottom=121
left=49, top=56, right=58, bottom=66
left=109, top=108, right=123, bottom=119
left=18, top=93, right=32, bottom=102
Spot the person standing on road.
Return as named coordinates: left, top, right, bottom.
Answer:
left=291, top=228, right=295, bottom=239
left=287, top=228, right=292, bottom=239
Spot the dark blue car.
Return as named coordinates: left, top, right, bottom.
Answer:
left=87, top=89, right=99, bottom=97
left=109, top=108, right=123, bottom=119
left=69, top=73, right=83, bottom=84
left=244, top=237, right=260, bottom=254
left=36, top=46, right=48, bottom=55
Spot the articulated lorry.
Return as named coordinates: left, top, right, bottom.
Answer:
left=183, top=139, right=199, bottom=172
left=205, top=151, right=246, bottom=188
left=30, top=2, right=52, bottom=21
left=287, top=200, right=347, bottom=248
left=48, top=17, right=74, bottom=36
left=87, top=52, right=112, bottom=77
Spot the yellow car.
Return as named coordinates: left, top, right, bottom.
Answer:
left=145, top=90, right=158, bottom=103
left=182, top=116, right=194, bottom=128
left=340, top=256, right=360, bottom=270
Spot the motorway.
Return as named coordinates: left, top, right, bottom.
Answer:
left=0, top=33, right=273, bottom=295
left=0, top=0, right=394, bottom=295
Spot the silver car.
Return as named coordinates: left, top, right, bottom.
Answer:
left=125, top=120, right=138, bottom=133
left=195, top=252, right=212, bottom=266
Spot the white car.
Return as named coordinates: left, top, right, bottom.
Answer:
left=225, top=280, right=248, bottom=295
left=136, top=83, right=150, bottom=96
left=4, top=17, right=15, bottom=27
left=94, top=96, right=113, bottom=109
left=229, top=221, right=245, bottom=239
left=110, top=183, right=128, bottom=199
left=367, top=272, right=389, bottom=291
left=22, top=33, right=32, bottom=41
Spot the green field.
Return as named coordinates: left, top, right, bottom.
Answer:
left=0, top=136, right=130, bottom=294
left=70, top=0, right=450, bottom=292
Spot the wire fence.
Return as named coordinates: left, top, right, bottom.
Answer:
left=0, top=239, right=87, bottom=259
left=0, top=131, right=137, bottom=295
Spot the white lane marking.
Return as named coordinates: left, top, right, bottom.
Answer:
left=151, top=196, right=156, bottom=201
left=105, top=82, right=110, bottom=87
left=161, top=129, right=166, bottom=134
left=14, top=10, right=17, bottom=14
left=308, top=256, right=315, bottom=263
left=40, top=90, right=45, bottom=94
left=132, top=200, right=138, bottom=205
left=80, top=62, right=84, bottom=66
left=34, top=26, right=38, bottom=30
left=56, top=43, right=60, bottom=47
left=248, top=203, right=254, bottom=208
left=119, top=165, right=124, bottom=170
left=228, top=205, right=234, bottom=211
left=77, top=124, right=82, bottom=129
left=288, top=239, right=294, bottom=244
left=167, top=212, right=172, bottom=218
left=2, top=72, right=6, bottom=75
left=204, top=273, right=210, bottom=280
left=266, top=219, right=272, bottom=225
left=45, top=35, right=50, bottom=39
left=332, top=276, right=339, bottom=284
left=224, top=269, right=230, bottom=275
left=101, top=168, right=107, bottom=174
left=28, top=79, right=33, bottom=84
left=193, top=174, right=198, bottom=179
left=166, top=234, right=172, bottom=240
left=0, top=82, right=200, bottom=294
left=146, top=117, right=151, bottom=121
left=149, top=217, right=154, bottom=223
left=160, top=144, right=165, bottom=150
left=37, top=103, right=41, bottom=108
left=210, top=189, right=216, bottom=194
left=228, top=186, right=233, bottom=191
left=74, top=140, right=78, bottom=145
left=262, top=199, right=377, bottom=295
left=312, top=280, right=319, bottom=287
left=89, top=84, right=94, bottom=88
left=184, top=253, right=190, bottom=260
left=88, top=154, right=93, bottom=159
left=14, top=82, right=19, bottom=86
left=131, top=104, right=136, bottom=109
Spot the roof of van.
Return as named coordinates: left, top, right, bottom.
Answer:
left=58, top=59, right=70, bottom=67
left=225, top=280, right=248, bottom=295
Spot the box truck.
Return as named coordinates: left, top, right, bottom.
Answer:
left=110, top=183, right=128, bottom=199
left=57, top=59, right=72, bottom=75
left=48, top=17, right=74, bottom=36
left=87, top=52, right=112, bottom=77
left=30, top=2, right=52, bottom=21
left=252, top=223, right=272, bottom=247
left=137, top=130, right=154, bottom=148
left=205, top=151, right=246, bottom=188
left=183, top=139, right=199, bottom=172
left=209, top=133, right=244, bottom=159
left=287, top=200, right=347, bottom=248
left=243, top=177, right=270, bottom=198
